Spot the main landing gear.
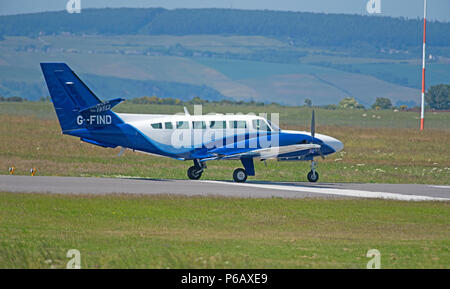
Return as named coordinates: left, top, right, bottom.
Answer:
left=187, top=158, right=254, bottom=183
left=187, top=159, right=206, bottom=180
left=233, top=168, right=247, bottom=183
left=307, top=160, right=319, bottom=182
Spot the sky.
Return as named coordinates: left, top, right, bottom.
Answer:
left=1, top=0, right=449, bottom=22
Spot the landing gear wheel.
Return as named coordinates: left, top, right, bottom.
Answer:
left=187, top=166, right=202, bottom=180
left=307, top=170, right=319, bottom=182
left=233, top=168, right=247, bottom=183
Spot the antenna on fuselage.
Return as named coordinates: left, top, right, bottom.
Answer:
left=183, top=106, right=190, bottom=116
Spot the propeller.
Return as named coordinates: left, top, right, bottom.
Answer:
left=310, top=110, right=324, bottom=160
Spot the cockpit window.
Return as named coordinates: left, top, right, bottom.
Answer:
left=267, top=119, right=280, bottom=131
left=151, top=123, right=162, bottom=129
left=252, top=119, right=271, bottom=131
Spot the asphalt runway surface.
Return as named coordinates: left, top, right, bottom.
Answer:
left=1, top=175, right=449, bottom=201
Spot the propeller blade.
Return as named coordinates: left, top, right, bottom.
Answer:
left=318, top=147, right=325, bottom=160
left=308, top=110, right=323, bottom=159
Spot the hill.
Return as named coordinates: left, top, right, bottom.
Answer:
left=1, top=8, right=449, bottom=106
left=1, top=8, right=450, bottom=55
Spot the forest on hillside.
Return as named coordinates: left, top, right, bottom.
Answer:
left=1, top=8, right=450, bottom=54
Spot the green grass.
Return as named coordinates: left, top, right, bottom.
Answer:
left=2, top=101, right=450, bottom=129
left=0, top=192, right=448, bottom=269
left=0, top=103, right=448, bottom=269
left=0, top=102, right=449, bottom=184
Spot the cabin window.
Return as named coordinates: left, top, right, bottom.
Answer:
left=151, top=123, right=162, bottom=129
left=176, top=121, right=189, bottom=129
left=209, top=120, right=226, bottom=129
left=193, top=121, right=207, bottom=130
left=229, top=120, right=247, bottom=129
left=252, top=119, right=271, bottom=131
left=164, top=122, right=173, bottom=129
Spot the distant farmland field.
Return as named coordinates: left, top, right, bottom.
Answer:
left=2, top=34, right=447, bottom=106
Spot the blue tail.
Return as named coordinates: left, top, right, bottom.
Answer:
left=40, top=63, right=123, bottom=132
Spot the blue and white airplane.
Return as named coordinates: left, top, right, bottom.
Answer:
left=41, top=63, right=343, bottom=183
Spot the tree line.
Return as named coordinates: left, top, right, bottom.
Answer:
left=3, top=84, right=448, bottom=110
left=1, top=8, right=450, bottom=52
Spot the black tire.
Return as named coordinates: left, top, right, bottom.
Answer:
left=187, top=166, right=202, bottom=180
left=307, top=171, right=319, bottom=182
left=233, top=168, right=247, bottom=183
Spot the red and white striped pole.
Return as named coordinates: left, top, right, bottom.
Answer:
left=420, top=0, right=427, bottom=131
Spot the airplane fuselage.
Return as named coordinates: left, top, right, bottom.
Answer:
left=67, top=112, right=343, bottom=161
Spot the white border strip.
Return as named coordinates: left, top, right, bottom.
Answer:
left=202, top=181, right=449, bottom=201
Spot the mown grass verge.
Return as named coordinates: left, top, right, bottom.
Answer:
left=0, top=192, right=448, bottom=268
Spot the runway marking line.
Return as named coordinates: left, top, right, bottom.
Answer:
left=430, top=185, right=450, bottom=189
left=202, top=181, right=449, bottom=202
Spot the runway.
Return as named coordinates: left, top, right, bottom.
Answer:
left=0, top=175, right=449, bottom=201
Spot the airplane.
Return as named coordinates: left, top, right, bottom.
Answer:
left=40, top=63, right=343, bottom=183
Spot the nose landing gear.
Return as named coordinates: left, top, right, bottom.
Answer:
left=187, top=166, right=203, bottom=180
left=307, top=160, right=319, bottom=182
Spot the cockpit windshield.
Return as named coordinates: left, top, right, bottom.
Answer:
left=267, top=119, right=281, bottom=132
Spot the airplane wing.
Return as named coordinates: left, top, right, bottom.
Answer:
left=201, top=144, right=320, bottom=161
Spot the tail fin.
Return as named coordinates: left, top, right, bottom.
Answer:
left=40, top=63, right=123, bottom=132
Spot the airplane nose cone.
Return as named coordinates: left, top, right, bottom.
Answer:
left=316, top=134, right=344, bottom=153
left=329, top=138, right=344, bottom=153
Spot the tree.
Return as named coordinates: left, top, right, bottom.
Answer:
left=371, top=97, right=392, bottom=110
left=338, top=97, right=364, bottom=109
left=304, top=98, right=312, bottom=107
left=189, top=96, right=206, bottom=105
left=425, top=84, right=450, bottom=110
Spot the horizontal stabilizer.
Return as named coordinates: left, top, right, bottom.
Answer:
left=79, top=98, right=124, bottom=118
left=80, top=138, right=117, bottom=148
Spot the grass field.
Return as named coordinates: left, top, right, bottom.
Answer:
left=0, top=102, right=449, bottom=269
left=0, top=102, right=449, bottom=184
left=0, top=192, right=448, bottom=269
